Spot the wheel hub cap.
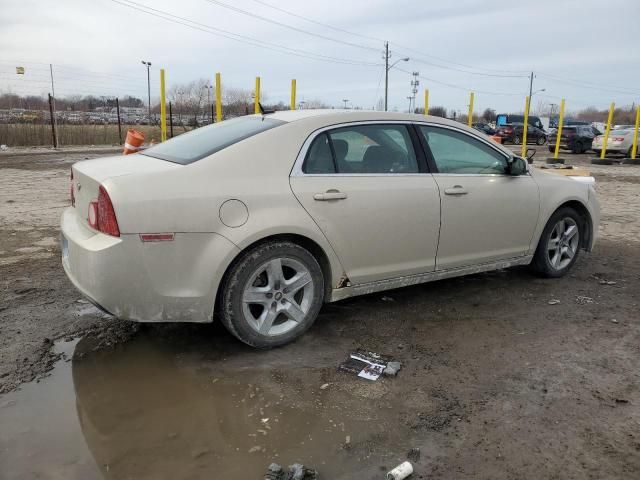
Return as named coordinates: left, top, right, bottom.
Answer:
left=547, top=217, right=579, bottom=270
left=241, top=257, right=314, bottom=337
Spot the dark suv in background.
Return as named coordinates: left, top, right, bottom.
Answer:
left=494, top=123, right=548, bottom=145
left=548, top=125, right=600, bottom=154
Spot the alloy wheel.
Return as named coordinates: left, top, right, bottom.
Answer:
left=547, top=217, right=579, bottom=270
left=241, top=257, right=315, bottom=336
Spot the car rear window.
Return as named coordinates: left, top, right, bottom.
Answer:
left=140, top=116, right=286, bottom=164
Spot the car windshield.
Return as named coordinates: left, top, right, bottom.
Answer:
left=140, top=116, right=286, bottom=164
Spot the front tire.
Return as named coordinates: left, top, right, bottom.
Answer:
left=513, top=136, right=521, bottom=145
left=536, top=136, right=546, bottom=145
left=220, top=241, right=324, bottom=348
left=531, top=207, right=582, bottom=278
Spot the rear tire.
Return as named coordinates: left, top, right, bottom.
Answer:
left=571, top=141, right=583, bottom=154
left=531, top=207, right=582, bottom=278
left=536, top=136, right=546, bottom=145
left=220, top=241, right=324, bottom=348
left=514, top=136, right=521, bottom=145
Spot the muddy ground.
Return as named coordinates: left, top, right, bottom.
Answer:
left=0, top=147, right=639, bottom=479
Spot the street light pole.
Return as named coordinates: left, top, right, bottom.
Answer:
left=142, top=61, right=152, bottom=123
left=342, top=99, right=349, bottom=109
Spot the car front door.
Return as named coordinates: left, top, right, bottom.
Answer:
left=290, top=123, right=441, bottom=285
left=417, top=124, right=540, bottom=270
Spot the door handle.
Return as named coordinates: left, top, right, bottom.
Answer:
left=444, top=185, right=468, bottom=195
left=313, top=191, right=348, bottom=201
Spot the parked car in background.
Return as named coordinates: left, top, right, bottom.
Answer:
left=548, top=125, right=597, bottom=154
left=61, top=110, right=599, bottom=348
left=495, top=123, right=547, bottom=145
left=496, top=113, right=545, bottom=131
left=592, top=128, right=636, bottom=156
left=472, top=122, right=496, bottom=135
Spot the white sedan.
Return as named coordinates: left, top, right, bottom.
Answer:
left=61, top=110, right=600, bottom=348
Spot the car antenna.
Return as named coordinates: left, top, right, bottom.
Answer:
left=258, top=102, right=275, bottom=118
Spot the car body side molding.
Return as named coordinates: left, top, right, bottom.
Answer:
left=329, top=255, right=533, bottom=301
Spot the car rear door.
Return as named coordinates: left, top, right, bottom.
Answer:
left=290, top=122, right=441, bottom=285
left=416, top=124, right=540, bottom=270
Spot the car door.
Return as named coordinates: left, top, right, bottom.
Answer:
left=290, top=123, right=441, bottom=285
left=416, top=124, right=540, bottom=270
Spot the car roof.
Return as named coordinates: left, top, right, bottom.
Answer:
left=261, top=109, right=515, bottom=157
left=264, top=109, right=457, bottom=127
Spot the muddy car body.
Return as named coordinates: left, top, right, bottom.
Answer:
left=60, top=110, right=600, bottom=347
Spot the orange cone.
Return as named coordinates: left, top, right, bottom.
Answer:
left=123, top=129, right=145, bottom=155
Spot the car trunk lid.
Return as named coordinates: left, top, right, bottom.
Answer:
left=71, top=153, right=180, bottom=224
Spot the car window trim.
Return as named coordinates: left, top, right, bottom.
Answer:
left=413, top=122, right=521, bottom=176
left=292, top=120, right=432, bottom=177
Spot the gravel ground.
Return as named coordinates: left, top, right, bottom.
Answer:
left=0, top=147, right=639, bottom=479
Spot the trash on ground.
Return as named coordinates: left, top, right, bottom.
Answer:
left=387, top=461, right=414, bottom=480
left=381, top=296, right=395, bottom=302
left=264, top=462, right=318, bottom=480
left=384, top=361, right=402, bottom=377
left=407, top=447, right=420, bottom=463
left=575, top=295, right=593, bottom=305
left=611, top=318, right=619, bottom=324
left=548, top=299, right=561, bottom=305
left=0, top=144, right=8, bottom=151
left=319, top=383, right=330, bottom=390
left=338, top=349, right=395, bottom=381
left=599, top=279, right=617, bottom=285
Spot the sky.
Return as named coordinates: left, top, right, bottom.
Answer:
left=1, top=0, right=639, bottom=115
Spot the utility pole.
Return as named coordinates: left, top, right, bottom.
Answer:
left=342, top=99, right=349, bottom=109
left=409, top=71, right=419, bottom=113
left=384, top=41, right=389, bottom=112
left=528, top=71, right=534, bottom=112
left=142, top=61, right=152, bottom=123
left=49, top=64, right=59, bottom=148
left=383, top=42, right=409, bottom=112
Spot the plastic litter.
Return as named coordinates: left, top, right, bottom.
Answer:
left=387, top=461, right=413, bottom=480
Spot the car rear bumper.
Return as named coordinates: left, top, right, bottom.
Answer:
left=60, top=207, right=240, bottom=323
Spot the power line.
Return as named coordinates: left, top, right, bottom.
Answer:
left=395, top=67, right=524, bottom=97
left=389, top=42, right=530, bottom=75
left=246, top=0, right=530, bottom=77
left=203, top=0, right=380, bottom=52
left=400, top=56, right=529, bottom=79
left=537, top=73, right=640, bottom=97
left=249, top=0, right=384, bottom=43
left=108, top=0, right=379, bottom=66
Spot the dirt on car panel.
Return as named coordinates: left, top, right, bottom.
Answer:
left=2, top=149, right=640, bottom=478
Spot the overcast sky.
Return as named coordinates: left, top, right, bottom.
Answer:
left=1, top=0, right=639, bottom=114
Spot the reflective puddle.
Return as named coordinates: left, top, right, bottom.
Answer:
left=0, top=329, right=415, bottom=479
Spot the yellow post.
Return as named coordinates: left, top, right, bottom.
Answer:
left=215, top=72, right=222, bottom=123
left=521, top=96, right=530, bottom=158
left=290, top=79, right=296, bottom=110
left=553, top=98, right=566, bottom=159
left=159, top=69, right=167, bottom=142
left=467, top=92, right=474, bottom=127
left=600, top=102, right=615, bottom=159
left=424, top=89, right=429, bottom=116
left=630, top=105, right=639, bottom=159
left=254, top=76, right=261, bottom=114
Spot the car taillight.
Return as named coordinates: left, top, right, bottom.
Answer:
left=87, top=186, right=120, bottom=237
left=97, top=185, right=120, bottom=237
left=70, top=169, right=75, bottom=207
left=612, top=136, right=624, bottom=142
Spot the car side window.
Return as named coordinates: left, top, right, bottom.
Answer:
left=328, top=125, right=418, bottom=174
left=303, top=133, right=336, bottom=174
left=419, top=125, right=508, bottom=175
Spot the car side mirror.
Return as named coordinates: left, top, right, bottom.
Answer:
left=525, top=148, right=536, bottom=164
left=507, top=156, right=528, bottom=176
